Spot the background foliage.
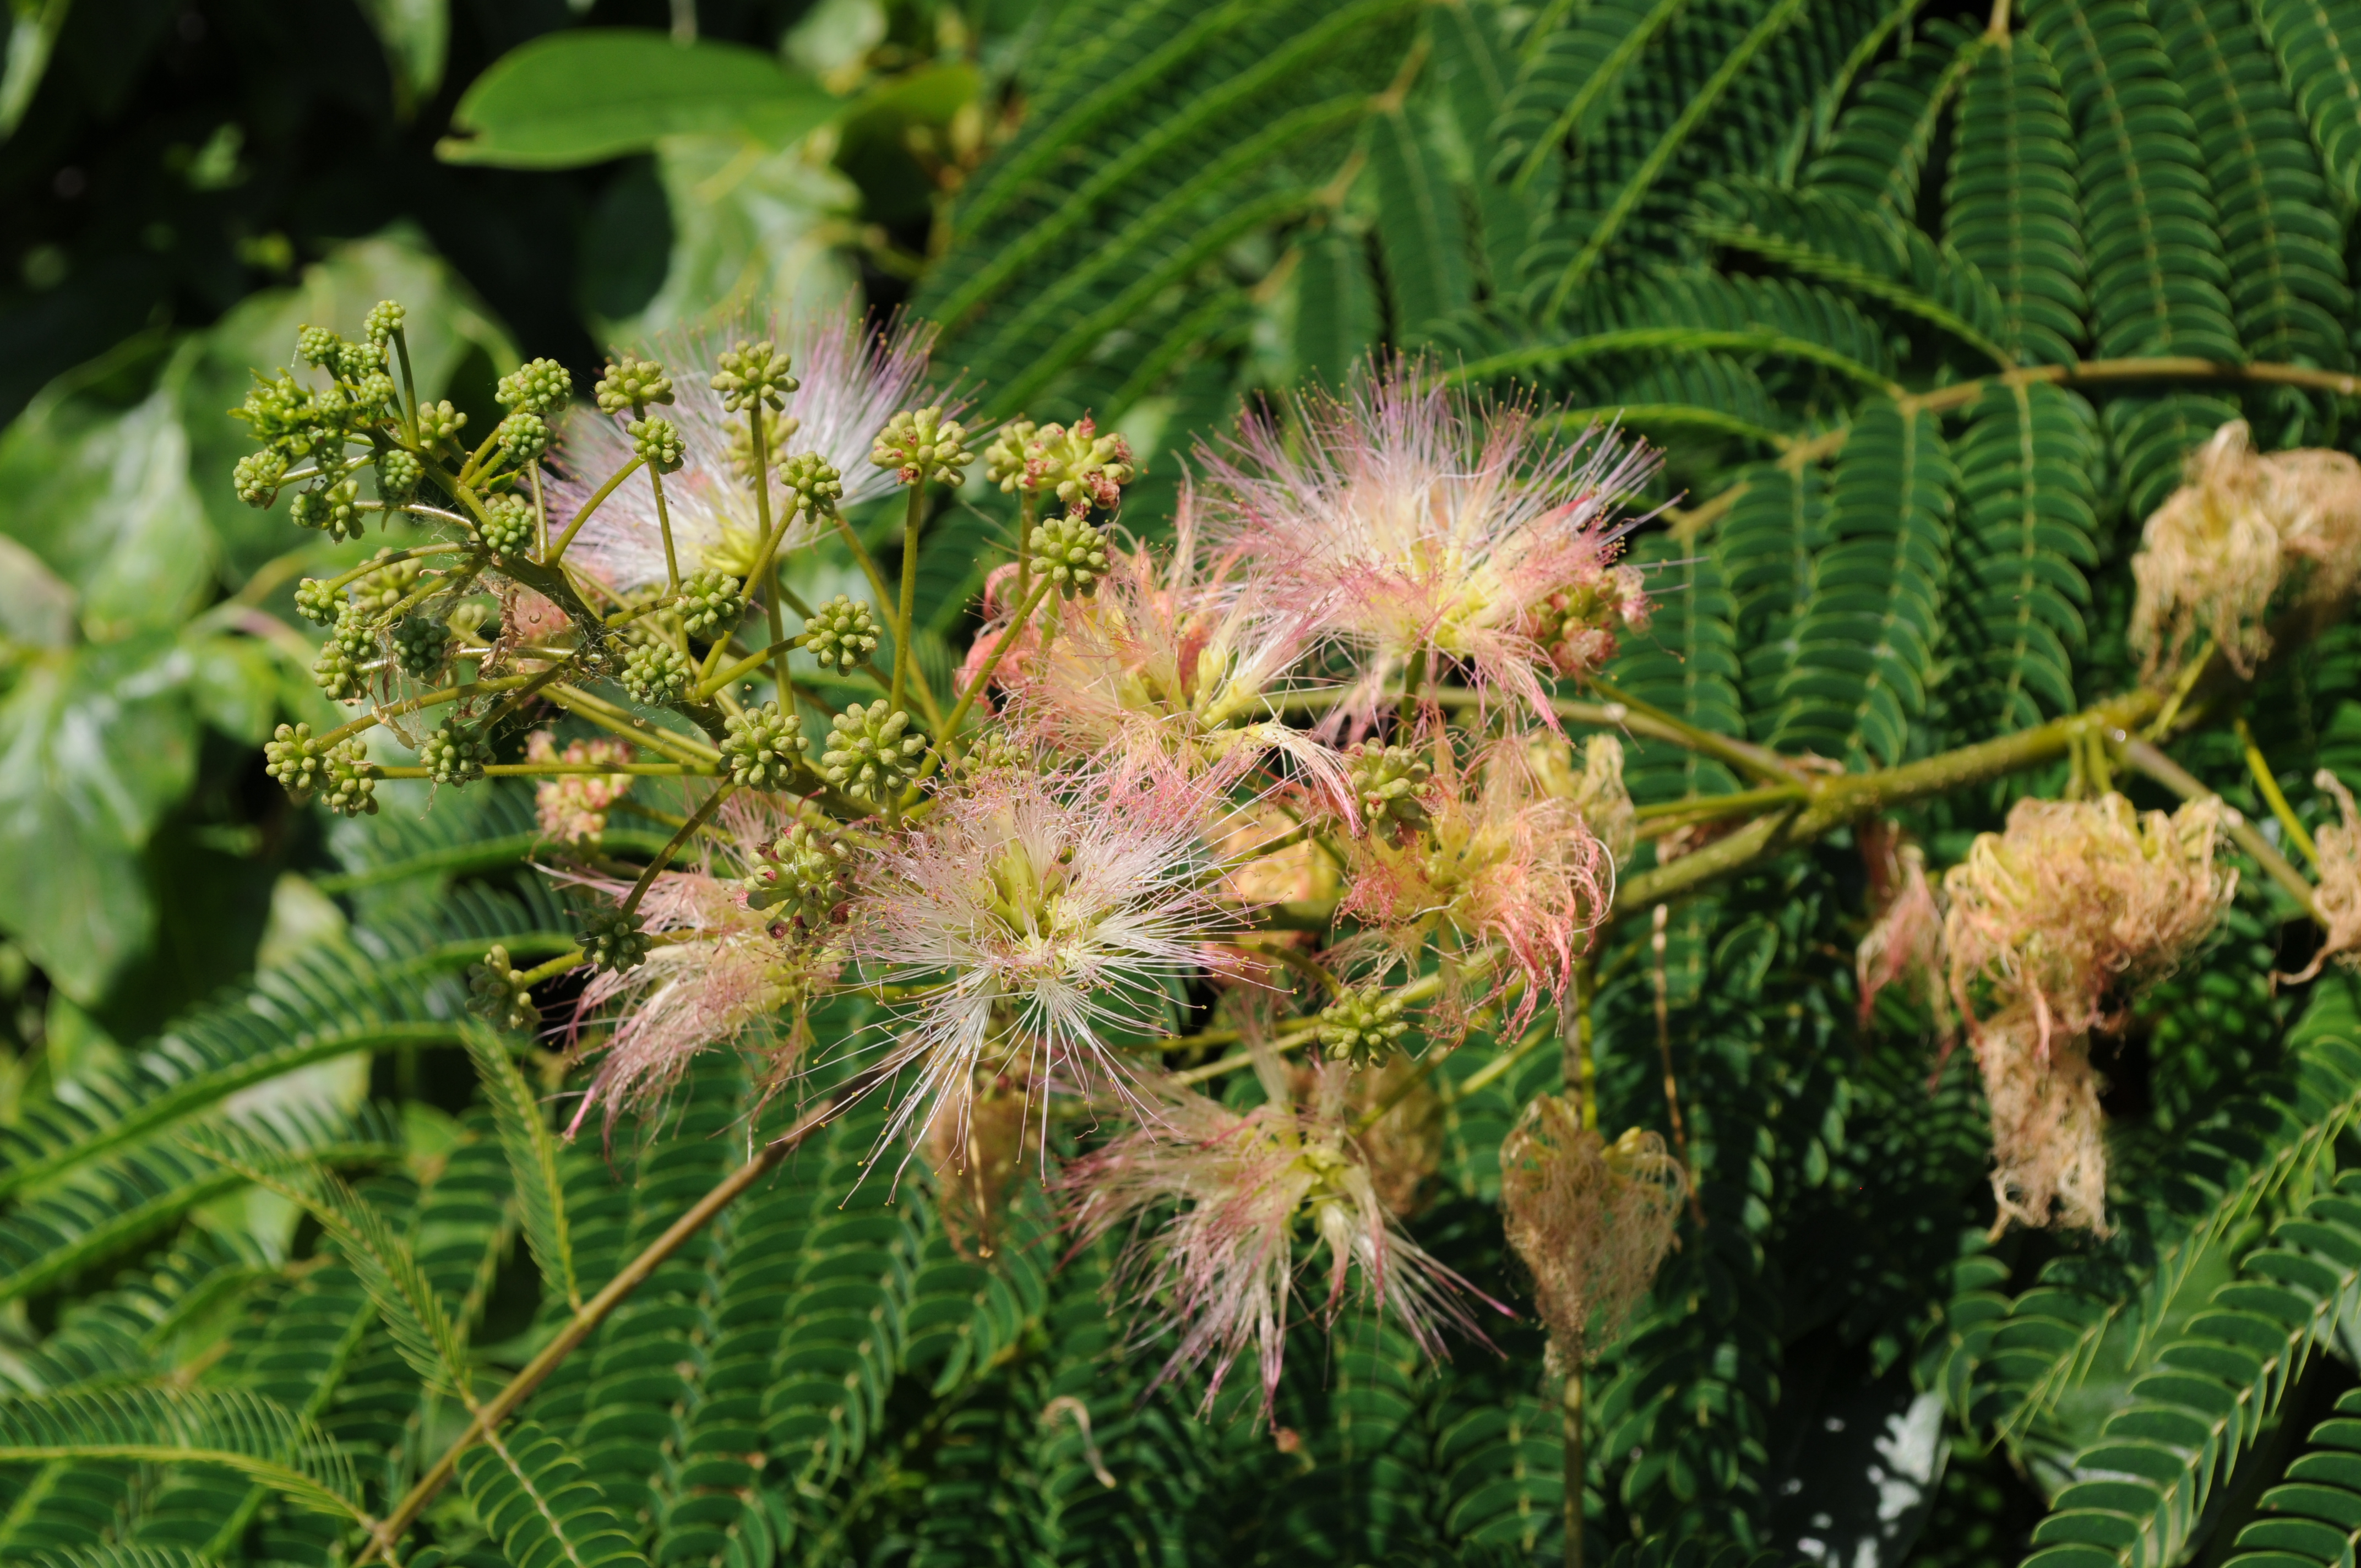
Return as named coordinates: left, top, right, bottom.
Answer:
left=16, top=0, right=2361, bottom=1562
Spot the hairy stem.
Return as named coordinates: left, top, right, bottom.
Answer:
left=622, top=784, right=736, bottom=915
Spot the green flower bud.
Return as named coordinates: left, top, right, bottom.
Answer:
left=375, top=448, right=422, bottom=504
left=291, top=477, right=367, bottom=543
left=622, top=640, right=691, bottom=706
left=1022, top=415, right=1135, bottom=515
left=336, top=341, right=387, bottom=384
left=983, top=418, right=1037, bottom=492
left=796, top=594, right=879, bottom=674
left=466, top=944, right=535, bottom=1031
left=363, top=300, right=405, bottom=347
left=871, top=406, right=972, bottom=487
left=236, top=372, right=322, bottom=455
left=1316, top=984, right=1411, bottom=1069
left=596, top=356, right=674, bottom=416
left=721, top=700, right=808, bottom=790
left=478, top=493, right=536, bottom=556
left=711, top=340, right=797, bottom=413
left=630, top=416, right=686, bottom=473
left=418, top=400, right=467, bottom=442
left=820, top=701, right=924, bottom=803
left=496, top=410, right=549, bottom=464
left=393, top=614, right=450, bottom=679
left=264, top=722, right=377, bottom=817
left=777, top=450, right=844, bottom=516
left=420, top=718, right=495, bottom=785
left=1344, top=742, right=1433, bottom=832
left=744, top=822, right=849, bottom=930
left=349, top=551, right=421, bottom=616
left=496, top=357, right=573, bottom=416
left=312, top=639, right=366, bottom=701
left=1029, top=513, right=1109, bottom=594
left=297, top=325, right=342, bottom=368
left=581, top=906, right=651, bottom=973
left=677, top=570, right=744, bottom=640
left=233, top=449, right=287, bottom=508
left=293, top=578, right=340, bottom=627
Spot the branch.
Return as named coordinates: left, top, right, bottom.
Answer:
left=349, top=1065, right=891, bottom=1568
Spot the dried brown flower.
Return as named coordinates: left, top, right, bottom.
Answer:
left=1854, top=824, right=1948, bottom=1032
left=2283, top=770, right=2361, bottom=983
left=1942, top=793, right=2235, bottom=1233
left=2130, top=420, right=2361, bottom=678
left=1499, top=1099, right=1685, bottom=1376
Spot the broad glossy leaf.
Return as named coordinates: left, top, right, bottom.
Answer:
left=439, top=30, right=836, bottom=169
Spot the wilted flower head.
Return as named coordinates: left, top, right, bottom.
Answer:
left=1854, top=823, right=1948, bottom=1031
left=2130, top=420, right=2361, bottom=677
left=565, top=793, right=840, bottom=1136
left=846, top=758, right=1243, bottom=1152
left=972, top=489, right=1343, bottom=802
left=927, top=1068, right=1037, bottom=1259
left=553, top=307, right=948, bottom=594
left=1499, top=1099, right=1685, bottom=1376
left=2285, top=769, right=2361, bottom=983
left=1061, top=1055, right=1499, bottom=1419
left=1525, top=731, right=1637, bottom=865
left=1943, top=793, right=2234, bottom=1232
left=1336, top=737, right=1614, bottom=1029
left=527, top=731, right=635, bottom=843
left=1200, top=362, right=1657, bottom=725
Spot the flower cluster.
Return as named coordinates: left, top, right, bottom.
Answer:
left=527, top=731, right=635, bottom=843
left=2130, top=419, right=2361, bottom=677
left=1500, top=1099, right=1685, bottom=1376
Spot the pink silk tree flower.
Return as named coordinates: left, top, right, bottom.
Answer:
left=563, top=793, right=842, bottom=1138
left=973, top=485, right=1348, bottom=808
left=526, top=731, right=635, bottom=843
left=844, top=758, right=1244, bottom=1155
left=550, top=306, right=949, bottom=594
left=1060, top=1054, right=1501, bottom=1421
left=1198, top=362, right=1658, bottom=728
left=1335, top=736, right=1614, bottom=1031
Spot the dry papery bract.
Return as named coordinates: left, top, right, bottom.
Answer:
left=1942, top=793, right=2235, bottom=1234
left=1499, top=1097, right=1685, bottom=1378
left=2129, top=419, right=2361, bottom=678
left=926, top=1068, right=1037, bottom=1260
left=2288, top=769, right=2361, bottom=983
left=1059, top=1052, right=1500, bottom=1422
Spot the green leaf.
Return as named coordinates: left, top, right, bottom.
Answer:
left=1292, top=228, right=1380, bottom=392
left=457, top=1418, right=650, bottom=1568
left=353, top=0, right=449, bottom=110
left=0, top=636, right=199, bottom=1003
left=0, top=0, right=69, bottom=137
left=1769, top=398, right=1954, bottom=767
left=463, top=1023, right=584, bottom=1313
left=1942, top=28, right=2087, bottom=366
left=181, top=1124, right=471, bottom=1395
left=1369, top=101, right=1473, bottom=341
left=2250, top=0, right=2361, bottom=211
left=439, top=30, right=837, bottom=169
left=0, top=386, right=210, bottom=636
left=0, top=1387, right=365, bottom=1525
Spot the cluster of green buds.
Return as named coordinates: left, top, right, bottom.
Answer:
left=1030, top=513, right=1111, bottom=595
left=621, top=639, right=693, bottom=706
left=822, top=701, right=926, bottom=802
left=712, top=340, right=797, bottom=413
left=777, top=451, right=844, bottom=519
left=477, top=494, right=536, bottom=556
left=263, top=723, right=379, bottom=817
left=581, top=907, right=652, bottom=973
left=984, top=414, right=1136, bottom=516
left=1316, top=984, right=1412, bottom=1069
left=744, top=822, right=851, bottom=933
left=421, top=718, right=496, bottom=786
left=466, top=944, right=536, bottom=1031
left=230, top=311, right=409, bottom=525
left=1344, top=742, right=1434, bottom=834
left=873, top=407, right=972, bottom=487
left=721, top=701, right=809, bottom=790
left=676, top=570, right=746, bottom=640
left=312, top=606, right=378, bottom=702
left=392, top=613, right=451, bottom=679
left=796, top=594, right=879, bottom=674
